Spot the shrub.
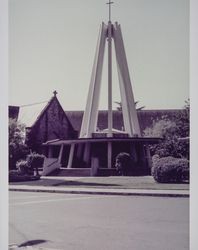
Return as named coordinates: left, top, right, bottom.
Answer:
left=115, top=152, right=133, bottom=176
left=16, top=160, right=33, bottom=176
left=151, top=155, right=189, bottom=183
left=27, top=152, right=45, bottom=176
left=9, top=159, right=38, bottom=182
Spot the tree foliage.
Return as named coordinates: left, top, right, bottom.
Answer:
left=114, top=101, right=145, bottom=111
left=144, top=100, right=189, bottom=159
left=9, top=119, right=29, bottom=169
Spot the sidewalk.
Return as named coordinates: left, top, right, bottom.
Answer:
left=9, top=176, right=189, bottom=197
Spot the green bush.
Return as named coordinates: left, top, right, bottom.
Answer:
left=115, top=152, right=132, bottom=176
left=151, top=155, right=189, bottom=183
left=16, top=160, right=33, bottom=176
left=27, top=152, right=45, bottom=176
left=9, top=159, right=38, bottom=182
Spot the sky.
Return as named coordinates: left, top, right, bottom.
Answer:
left=9, top=0, right=189, bottom=111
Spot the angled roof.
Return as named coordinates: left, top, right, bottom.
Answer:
left=17, top=101, right=49, bottom=127
left=17, top=95, right=74, bottom=130
left=13, top=93, right=182, bottom=134
left=65, top=109, right=182, bottom=134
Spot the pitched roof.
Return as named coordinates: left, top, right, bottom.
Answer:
left=13, top=93, right=182, bottom=134
left=17, top=101, right=49, bottom=127
left=65, top=109, right=182, bottom=134
left=17, top=96, right=75, bottom=131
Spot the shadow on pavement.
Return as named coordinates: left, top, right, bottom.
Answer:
left=53, top=180, right=120, bottom=187
left=9, top=178, right=121, bottom=187
left=18, top=239, right=48, bottom=247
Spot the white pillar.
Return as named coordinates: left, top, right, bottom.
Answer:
left=108, top=21, right=113, bottom=137
left=67, top=144, right=75, bottom=169
left=145, top=145, right=152, bottom=168
left=107, top=141, right=112, bottom=169
left=83, top=143, right=90, bottom=164
left=80, top=23, right=107, bottom=138
left=58, top=144, right=64, bottom=164
left=113, top=23, right=141, bottom=137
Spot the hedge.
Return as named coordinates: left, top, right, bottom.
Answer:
left=151, top=155, right=189, bottom=183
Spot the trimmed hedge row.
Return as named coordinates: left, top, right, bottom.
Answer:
left=151, top=155, right=189, bottom=183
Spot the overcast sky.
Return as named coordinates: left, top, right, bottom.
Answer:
left=9, top=0, right=189, bottom=110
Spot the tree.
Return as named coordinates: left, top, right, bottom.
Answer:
left=9, top=119, right=29, bottom=170
left=114, top=101, right=145, bottom=111
left=143, top=101, right=189, bottom=159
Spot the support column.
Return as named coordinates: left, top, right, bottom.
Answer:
left=83, top=143, right=91, bottom=165
left=77, top=143, right=83, bottom=159
left=107, top=21, right=113, bottom=169
left=107, top=141, right=112, bottom=169
left=130, top=143, right=138, bottom=163
left=67, top=144, right=75, bottom=169
left=108, top=21, right=113, bottom=137
left=48, top=146, right=53, bottom=158
left=80, top=23, right=107, bottom=138
left=145, top=145, right=152, bottom=169
left=58, top=144, right=64, bottom=164
left=113, top=23, right=141, bottom=137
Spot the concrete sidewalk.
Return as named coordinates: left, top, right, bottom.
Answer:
left=9, top=176, right=189, bottom=197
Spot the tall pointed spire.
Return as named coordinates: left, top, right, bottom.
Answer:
left=106, top=1, right=114, bottom=22
left=80, top=4, right=141, bottom=139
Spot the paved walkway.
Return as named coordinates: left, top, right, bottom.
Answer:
left=9, top=176, right=189, bottom=197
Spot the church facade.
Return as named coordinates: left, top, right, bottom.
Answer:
left=10, top=94, right=181, bottom=154
left=9, top=93, right=183, bottom=176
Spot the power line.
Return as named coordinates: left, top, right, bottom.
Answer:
left=19, top=100, right=49, bottom=108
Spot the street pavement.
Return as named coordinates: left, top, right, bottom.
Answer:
left=9, top=191, right=189, bottom=250
left=9, top=177, right=189, bottom=249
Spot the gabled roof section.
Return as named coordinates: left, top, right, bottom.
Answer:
left=18, top=101, right=48, bottom=127
left=18, top=94, right=74, bottom=130
left=65, top=109, right=183, bottom=134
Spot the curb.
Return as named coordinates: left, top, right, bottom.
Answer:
left=9, top=245, right=60, bottom=250
left=9, top=186, right=189, bottom=198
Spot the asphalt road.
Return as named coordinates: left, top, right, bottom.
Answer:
left=9, top=191, right=189, bottom=250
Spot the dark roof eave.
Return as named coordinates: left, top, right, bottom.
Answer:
left=43, top=137, right=163, bottom=146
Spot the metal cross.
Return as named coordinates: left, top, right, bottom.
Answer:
left=53, top=90, right=58, bottom=96
left=106, top=0, right=114, bottom=22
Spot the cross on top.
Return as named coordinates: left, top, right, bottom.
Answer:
left=106, top=0, right=114, bottom=22
left=53, top=90, right=58, bottom=96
